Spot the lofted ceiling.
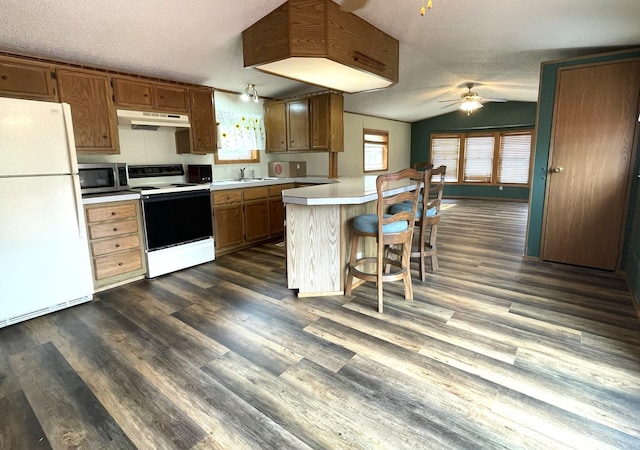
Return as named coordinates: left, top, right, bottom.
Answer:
left=1, top=0, right=639, bottom=122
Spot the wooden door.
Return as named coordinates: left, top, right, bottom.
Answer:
left=264, top=102, right=287, bottom=152
left=214, top=205, right=244, bottom=250
left=153, top=85, right=188, bottom=112
left=112, top=78, right=154, bottom=109
left=244, top=200, right=269, bottom=242
left=542, top=60, right=640, bottom=270
left=57, top=69, right=119, bottom=154
left=287, top=99, right=309, bottom=151
left=188, top=88, right=216, bottom=153
left=0, top=58, right=57, bottom=101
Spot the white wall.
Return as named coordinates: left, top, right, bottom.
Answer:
left=78, top=95, right=412, bottom=180
left=339, top=112, right=411, bottom=176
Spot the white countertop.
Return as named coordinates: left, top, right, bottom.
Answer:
left=209, top=177, right=335, bottom=190
left=282, top=176, right=417, bottom=206
left=82, top=191, right=141, bottom=205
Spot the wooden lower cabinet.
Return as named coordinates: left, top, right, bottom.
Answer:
left=213, top=204, right=244, bottom=251
left=212, top=183, right=294, bottom=255
left=84, top=200, right=146, bottom=291
left=245, top=200, right=269, bottom=242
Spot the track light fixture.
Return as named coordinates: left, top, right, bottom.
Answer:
left=241, top=84, right=259, bottom=102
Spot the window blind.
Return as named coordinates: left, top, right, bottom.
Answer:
left=364, top=130, right=388, bottom=172
left=498, top=133, right=532, bottom=184
left=464, top=135, right=494, bottom=182
left=431, top=136, right=460, bottom=182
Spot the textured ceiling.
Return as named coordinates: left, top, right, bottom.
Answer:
left=1, top=0, right=639, bottom=122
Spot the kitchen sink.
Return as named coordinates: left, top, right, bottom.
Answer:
left=213, top=177, right=279, bottom=185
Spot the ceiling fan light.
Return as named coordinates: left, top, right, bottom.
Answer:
left=460, top=100, right=483, bottom=111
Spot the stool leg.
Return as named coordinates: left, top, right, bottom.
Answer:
left=402, top=238, right=414, bottom=300
left=418, top=221, right=427, bottom=282
left=377, top=240, right=384, bottom=313
left=429, top=223, right=439, bottom=272
left=345, top=232, right=360, bottom=295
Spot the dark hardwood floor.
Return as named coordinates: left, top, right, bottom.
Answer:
left=1, top=199, right=639, bottom=449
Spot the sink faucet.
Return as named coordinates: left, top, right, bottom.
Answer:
left=240, top=167, right=247, bottom=179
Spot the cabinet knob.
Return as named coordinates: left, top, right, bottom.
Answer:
left=551, top=166, right=564, bottom=173
left=103, top=134, right=108, bottom=139
left=111, top=211, right=116, bottom=215
left=1, top=75, right=7, bottom=80
left=115, top=243, right=120, bottom=248
left=118, top=262, right=123, bottom=266
left=113, top=227, right=118, bottom=231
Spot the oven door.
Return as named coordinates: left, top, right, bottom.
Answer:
left=141, top=190, right=213, bottom=251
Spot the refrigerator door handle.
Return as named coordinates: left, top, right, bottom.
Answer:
left=71, top=174, right=87, bottom=239
left=61, top=103, right=79, bottom=174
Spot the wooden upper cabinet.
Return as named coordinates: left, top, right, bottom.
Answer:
left=112, top=78, right=153, bottom=108
left=287, top=99, right=310, bottom=151
left=153, top=85, right=188, bottom=112
left=190, top=88, right=216, bottom=152
left=310, top=93, right=343, bottom=152
left=176, top=87, right=216, bottom=154
left=56, top=69, right=119, bottom=154
left=112, top=77, right=188, bottom=112
left=264, top=102, right=287, bottom=152
left=264, top=93, right=343, bottom=152
left=0, top=58, right=57, bottom=101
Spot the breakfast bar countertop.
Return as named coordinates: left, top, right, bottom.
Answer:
left=282, top=176, right=417, bottom=206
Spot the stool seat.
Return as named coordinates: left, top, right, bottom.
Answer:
left=353, top=214, right=409, bottom=234
left=389, top=202, right=436, bottom=219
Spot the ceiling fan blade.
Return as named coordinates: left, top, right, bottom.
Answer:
left=340, top=0, right=369, bottom=12
left=437, top=99, right=461, bottom=103
left=440, top=103, right=460, bottom=109
left=480, top=98, right=508, bottom=103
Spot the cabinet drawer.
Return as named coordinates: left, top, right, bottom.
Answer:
left=90, top=234, right=140, bottom=257
left=269, top=183, right=295, bottom=197
left=86, top=203, right=137, bottom=223
left=244, top=186, right=269, bottom=200
left=212, top=190, right=242, bottom=205
left=88, top=218, right=138, bottom=239
left=93, top=249, right=142, bottom=280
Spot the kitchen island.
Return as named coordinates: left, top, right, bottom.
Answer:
left=282, top=176, right=417, bottom=296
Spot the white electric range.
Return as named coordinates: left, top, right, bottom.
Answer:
left=128, top=164, right=215, bottom=278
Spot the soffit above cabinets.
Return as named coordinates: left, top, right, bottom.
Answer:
left=242, top=0, right=399, bottom=94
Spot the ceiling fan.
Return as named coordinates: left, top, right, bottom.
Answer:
left=439, top=83, right=508, bottom=115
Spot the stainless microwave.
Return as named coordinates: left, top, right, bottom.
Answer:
left=78, top=163, right=129, bottom=194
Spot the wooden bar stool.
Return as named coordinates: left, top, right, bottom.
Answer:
left=388, top=165, right=446, bottom=281
left=344, top=168, right=424, bottom=313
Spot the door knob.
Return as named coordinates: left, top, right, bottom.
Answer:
left=552, top=166, right=564, bottom=173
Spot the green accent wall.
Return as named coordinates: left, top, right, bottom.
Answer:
left=526, top=49, right=640, bottom=262
left=410, top=101, right=537, bottom=201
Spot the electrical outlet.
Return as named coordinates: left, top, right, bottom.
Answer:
left=499, top=186, right=504, bottom=191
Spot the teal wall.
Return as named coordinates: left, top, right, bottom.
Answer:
left=411, top=101, right=537, bottom=201
left=526, top=49, right=640, bottom=262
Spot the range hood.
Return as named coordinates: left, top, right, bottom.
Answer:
left=116, top=109, right=190, bottom=130
left=242, top=0, right=399, bottom=93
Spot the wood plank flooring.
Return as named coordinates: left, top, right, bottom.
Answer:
left=1, top=199, right=639, bottom=449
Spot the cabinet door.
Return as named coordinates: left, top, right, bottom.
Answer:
left=269, top=198, right=285, bottom=236
left=244, top=200, right=269, bottom=242
left=287, top=99, right=310, bottom=151
left=0, top=58, right=57, bottom=101
left=188, top=88, right=216, bottom=153
left=214, top=204, right=244, bottom=250
left=112, top=78, right=154, bottom=108
left=264, top=102, right=287, bottom=152
left=153, top=85, right=188, bottom=112
left=310, top=93, right=343, bottom=152
left=57, top=69, right=119, bottom=154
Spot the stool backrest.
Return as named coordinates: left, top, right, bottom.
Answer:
left=413, top=161, right=433, bottom=172
left=424, top=165, right=446, bottom=217
left=376, top=168, right=424, bottom=244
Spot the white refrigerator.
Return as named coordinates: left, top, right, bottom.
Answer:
left=0, top=97, right=93, bottom=327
